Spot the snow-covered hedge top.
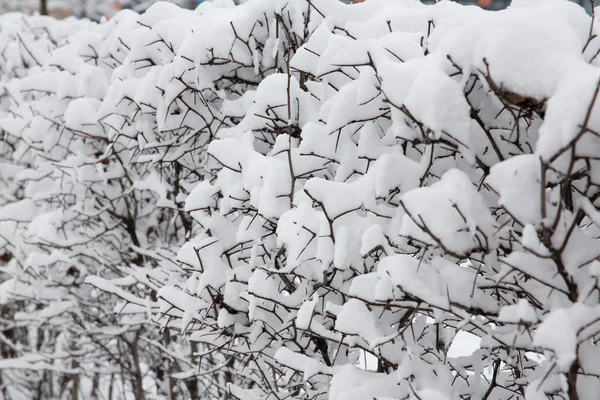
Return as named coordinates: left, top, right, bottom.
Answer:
left=2, top=0, right=600, bottom=399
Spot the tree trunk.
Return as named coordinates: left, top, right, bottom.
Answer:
left=40, top=0, right=48, bottom=15
left=185, top=342, right=199, bottom=399
left=130, top=330, right=145, bottom=400
left=71, top=360, right=80, bottom=400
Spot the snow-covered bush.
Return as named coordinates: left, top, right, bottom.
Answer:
left=0, top=14, right=100, bottom=399
left=3, top=0, right=600, bottom=399
left=0, top=0, right=318, bottom=396
left=95, top=0, right=326, bottom=395
left=0, top=10, right=188, bottom=399
left=175, top=0, right=600, bottom=399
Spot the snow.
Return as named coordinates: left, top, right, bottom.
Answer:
left=473, top=10, right=582, bottom=101
left=329, top=364, right=405, bottom=400
left=360, top=224, right=387, bottom=256
left=185, top=181, right=219, bottom=211
left=334, top=299, right=381, bottom=344
left=378, top=255, right=448, bottom=310
left=296, top=293, right=318, bottom=330
left=0, top=199, right=38, bottom=222
left=403, top=59, right=473, bottom=153
left=497, top=299, right=538, bottom=324
left=86, top=276, right=153, bottom=308
left=1, top=1, right=600, bottom=399
left=486, top=155, right=542, bottom=225
left=537, top=62, right=600, bottom=164
left=415, top=389, right=451, bottom=400
left=64, top=98, right=103, bottom=131
left=400, top=169, right=496, bottom=256
left=0, top=279, right=35, bottom=304
left=534, top=308, right=577, bottom=371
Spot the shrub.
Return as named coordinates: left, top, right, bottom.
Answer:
left=2, top=1, right=600, bottom=399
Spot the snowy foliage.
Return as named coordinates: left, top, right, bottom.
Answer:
left=2, top=0, right=600, bottom=399
left=0, top=11, right=185, bottom=399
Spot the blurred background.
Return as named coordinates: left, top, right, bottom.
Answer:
left=0, top=0, right=197, bottom=20
left=0, top=0, right=594, bottom=23
left=418, top=0, right=593, bottom=12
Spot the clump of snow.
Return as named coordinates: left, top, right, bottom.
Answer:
left=498, top=299, right=538, bottom=324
